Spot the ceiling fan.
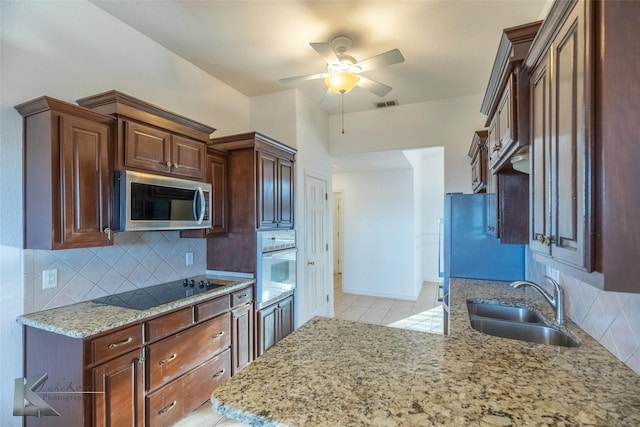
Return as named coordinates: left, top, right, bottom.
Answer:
left=279, top=35, right=405, bottom=99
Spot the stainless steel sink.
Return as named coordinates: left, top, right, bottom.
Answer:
left=469, top=318, right=580, bottom=347
left=467, top=301, right=543, bottom=323
left=467, top=300, right=580, bottom=347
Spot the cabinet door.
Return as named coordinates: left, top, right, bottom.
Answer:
left=208, top=152, right=228, bottom=234
left=59, top=114, right=112, bottom=248
left=529, top=53, right=552, bottom=255
left=277, top=158, right=294, bottom=228
left=487, top=116, right=500, bottom=170
left=549, top=5, right=590, bottom=269
left=276, top=296, right=294, bottom=342
left=124, top=121, right=171, bottom=174
left=257, top=151, right=278, bottom=229
left=170, top=135, right=206, bottom=180
left=232, top=303, right=254, bottom=375
left=257, top=303, right=277, bottom=356
left=92, top=349, right=144, bottom=427
left=497, top=75, right=516, bottom=157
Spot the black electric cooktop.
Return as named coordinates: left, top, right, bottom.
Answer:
left=93, top=275, right=227, bottom=310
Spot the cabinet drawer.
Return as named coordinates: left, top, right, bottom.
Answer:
left=146, top=307, right=193, bottom=343
left=231, top=287, right=253, bottom=308
left=195, top=295, right=229, bottom=322
left=183, top=349, right=231, bottom=414
left=146, top=375, right=185, bottom=427
left=147, top=313, right=231, bottom=391
left=90, top=324, right=142, bottom=365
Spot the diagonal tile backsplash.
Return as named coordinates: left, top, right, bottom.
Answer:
left=23, top=231, right=207, bottom=314
left=528, top=253, right=640, bottom=376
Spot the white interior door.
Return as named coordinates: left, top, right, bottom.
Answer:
left=333, top=192, right=343, bottom=273
left=305, top=174, right=329, bottom=318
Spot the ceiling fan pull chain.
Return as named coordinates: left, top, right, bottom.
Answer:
left=341, top=93, right=345, bottom=134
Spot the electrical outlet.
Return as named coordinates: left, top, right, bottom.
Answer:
left=42, top=269, right=58, bottom=289
left=185, top=252, right=193, bottom=266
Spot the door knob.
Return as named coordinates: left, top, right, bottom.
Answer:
left=307, top=261, right=315, bottom=266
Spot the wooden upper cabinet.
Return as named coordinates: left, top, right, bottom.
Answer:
left=480, top=21, right=540, bottom=244
left=209, top=132, right=296, bottom=231
left=468, top=130, right=488, bottom=193
left=170, top=134, right=206, bottom=180
left=15, top=97, right=115, bottom=249
left=77, top=91, right=214, bottom=181
left=524, top=0, right=640, bottom=292
left=527, top=0, right=590, bottom=271
left=481, top=21, right=542, bottom=172
left=125, top=121, right=171, bottom=174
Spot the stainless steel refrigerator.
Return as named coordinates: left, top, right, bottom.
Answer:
left=439, top=193, right=526, bottom=333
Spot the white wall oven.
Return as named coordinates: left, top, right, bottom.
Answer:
left=256, top=230, right=297, bottom=310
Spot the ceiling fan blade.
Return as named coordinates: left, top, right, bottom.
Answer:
left=356, top=48, right=405, bottom=72
left=310, top=42, right=340, bottom=64
left=357, top=76, right=393, bottom=97
left=279, top=73, right=329, bottom=84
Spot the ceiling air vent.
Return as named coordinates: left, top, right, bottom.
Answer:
left=374, top=100, right=399, bottom=109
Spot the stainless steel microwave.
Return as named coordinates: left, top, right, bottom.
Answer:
left=117, top=170, right=212, bottom=231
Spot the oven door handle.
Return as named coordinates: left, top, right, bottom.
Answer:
left=193, top=187, right=206, bottom=224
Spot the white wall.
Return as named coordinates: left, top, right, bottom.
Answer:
left=420, top=148, right=445, bottom=282
left=328, top=93, right=485, bottom=193
left=0, top=1, right=250, bottom=424
left=333, top=169, right=416, bottom=300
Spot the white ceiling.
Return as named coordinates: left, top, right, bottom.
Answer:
left=92, top=0, right=547, bottom=116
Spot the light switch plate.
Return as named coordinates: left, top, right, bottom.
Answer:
left=185, top=252, right=193, bottom=266
left=42, top=269, right=58, bottom=289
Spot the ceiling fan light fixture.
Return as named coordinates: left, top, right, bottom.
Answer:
left=324, top=71, right=360, bottom=94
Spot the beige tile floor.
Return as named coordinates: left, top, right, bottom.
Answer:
left=333, top=274, right=444, bottom=334
left=174, top=274, right=444, bottom=426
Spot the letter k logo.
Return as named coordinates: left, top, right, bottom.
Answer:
left=13, top=374, right=60, bottom=417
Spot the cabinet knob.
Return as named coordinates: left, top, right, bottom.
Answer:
left=103, top=227, right=112, bottom=241
left=166, top=161, right=173, bottom=168
left=492, top=143, right=501, bottom=152
left=173, top=163, right=179, bottom=169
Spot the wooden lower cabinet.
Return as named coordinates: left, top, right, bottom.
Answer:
left=147, top=350, right=231, bottom=427
left=232, top=303, right=254, bottom=374
left=23, top=286, right=254, bottom=427
left=257, top=296, right=294, bottom=356
left=92, top=349, right=144, bottom=427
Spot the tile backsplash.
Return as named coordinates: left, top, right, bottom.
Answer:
left=23, top=231, right=207, bottom=314
left=528, top=254, right=640, bottom=375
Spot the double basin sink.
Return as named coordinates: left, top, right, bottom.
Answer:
left=467, top=300, right=580, bottom=347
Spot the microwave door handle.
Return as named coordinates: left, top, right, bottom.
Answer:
left=194, top=187, right=206, bottom=224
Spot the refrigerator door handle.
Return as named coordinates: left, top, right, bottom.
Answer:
left=437, top=218, right=444, bottom=278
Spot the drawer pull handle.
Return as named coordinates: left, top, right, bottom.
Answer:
left=108, top=337, right=132, bottom=349
left=160, top=353, right=177, bottom=365
left=238, top=293, right=248, bottom=299
left=159, top=400, right=177, bottom=415
left=213, top=368, right=226, bottom=379
left=212, top=331, right=225, bottom=339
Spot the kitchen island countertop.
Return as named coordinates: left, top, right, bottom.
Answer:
left=211, top=279, right=640, bottom=426
left=16, top=275, right=255, bottom=338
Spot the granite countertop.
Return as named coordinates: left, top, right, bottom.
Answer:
left=16, top=275, right=255, bottom=338
left=211, top=279, right=640, bottom=426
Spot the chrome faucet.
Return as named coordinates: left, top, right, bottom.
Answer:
left=511, top=276, right=565, bottom=324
